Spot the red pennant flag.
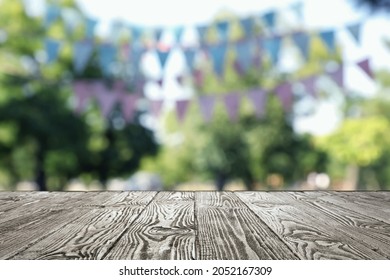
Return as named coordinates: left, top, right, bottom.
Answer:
left=176, top=99, right=190, bottom=123
left=223, top=93, right=241, bottom=121
left=121, top=94, right=139, bottom=122
left=275, top=82, right=293, bottom=111
left=357, top=58, right=374, bottom=79
left=247, top=89, right=267, bottom=118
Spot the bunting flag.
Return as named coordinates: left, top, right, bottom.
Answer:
left=262, top=11, right=276, bottom=29
left=73, top=80, right=93, bottom=114
left=173, top=26, right=184, bottom=44
left=156, top=49, right=170, bottom=69
left=319, top=30, right=336, bottom=53
left=301, top=76, right=318, bottom=97
left=290, top=2, right=304, bottom=21
left=130, top=45, right=145, bottom=72
left=95, top=82, right=119, bottom=118
left=121, top=94, right=139, bottom=122
left=183, top=47, right=197, bottom=72
left=98, top=44, right=117, bottom=76
left=193, top=69, right=204, bottom=87
left=240, top=17, right=254, bottom=38
left=275, top=82, right=293, bottom=111
left=263, top=36, right=282, bottom=65
left=44, top=39, right=61, bottom=64
left=327, top=64, right=344, bottom=88
left=154, top=28, right=164, bottom=43
left=196, top=25, right=208, bottom=44
left=85, top=18, right=98, bottom=39
left=198, top=95, right=216, bottom=123
left=292, top=32, right=310, bottom=61
left=235, top=39, right=253, bottom=75
left=207, top=43, right=228, bottom=77
left=176, top=99, right=190, bottom=123
left=216, top=21, right=230, bottom=41
left=357, top=58, right=373, bottom=79
left=150, top=99, right=164, bottom=118
left=73, top=41, right=94, bottom=74
left=130, top=25, right=143, bottom=43
left=44, top=4, right=60, bottom=28
left=346, top=22, right=361, bottom=44
left=223, top=93, right=241, bottom=121
left=247, top=89, right=267, bottom=118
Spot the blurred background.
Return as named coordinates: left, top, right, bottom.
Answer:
left=1, top=0, right=390, bottom=192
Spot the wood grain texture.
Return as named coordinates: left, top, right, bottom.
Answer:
left=237, top=192, right=386, bottom=259
left=195, top=192, right=298, bottom=260
left=104, top=191, right=196, bottom=260
left=10, top=192, right=157, bottom=260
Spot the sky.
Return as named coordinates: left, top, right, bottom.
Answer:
left=26, top=0, right=390, bottom=135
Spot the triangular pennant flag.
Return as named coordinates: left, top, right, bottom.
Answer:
left=156, top=49, right=170, bottom=69
left=130, top=45, right=145, bottom=71
left=346, top=23, right=361, bottom=44
left=99, top=44, right=117, bottom=76
left=292, top=32, right=310, bottom=61
left=193, top=69, right=204, bottom=87
left=262, top=11, right=276, bottom=29
left=173, top=26, right=184, bottom=44
left=263, top=36, right=282, bottom=65
left=44, top=38, right=61, bottom=64
left=176, top=99, right=190, bottom=123
left=207, top=43, right=228, bottom=77
left=44, top=4, right=60, bottom=28
left=357, top=58, right=373, bottom=79
left=301, top=76, right=318, bottom=97
left=235, top=39, right=253, bottom=75
left=216, top=21, right=230, bottom=41
left=121, top=94, right=139, bottom=122
left=196, top=25, right=208, bottom=44
left=291, top=2, right=304, bottom=21
left=73, top=80, right=93, bottom=114
left=85, top=18, right=98, bottom=39
left=275, top=82, right=293, bottom=111
left=95, top=82, right=119, bottom=118
left=130, top=25, right=143, bottom=43
left=198, top=95, right=216, bottom=123
left=319, top=30, right=336, bottom=53
left=223, top=93, right=241, bottom=121
left=327, top=64, right=344, bottom=88
left=247, top=89, right=267, bottom=118
left=240, top=17, right=254, bottom=38
left=150, top=100, right=164, bottom=118
left=183, top=47, right=197, bottom=72
left=73, top=41, right=94, bottom=74
left=154, top=28, right=164, bottom=43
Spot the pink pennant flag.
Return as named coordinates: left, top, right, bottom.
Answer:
left=95, top=82, right=119, bottom=118
left=357, top=58, right=374, bottom=79
left=275, top=82, right=293, bottom=111
left=247, top=89, right=267, bottom=118
left=301, top=76, right=318, bottom=97
left=176, top=99, right=190, bottom=123
left=150, top=99, right=164, bottom=118
left=223, top=93, right=241, bottom=121
left=73, top=80, right=93, bottom=114
left=121, top=94, right=139, bottom=122
left=327, top=64, right=344, bottom=88
left=198, top=95, right=216, bottom=123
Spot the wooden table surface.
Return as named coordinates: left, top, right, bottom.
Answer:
left=0, top=191, right=389, bottom=260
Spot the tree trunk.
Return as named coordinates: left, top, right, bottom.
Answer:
left=35, top=149, right=47, bottom=191
left=215, top=172, right=227, bottom=191
left=344, top=164, right=359, bottom=190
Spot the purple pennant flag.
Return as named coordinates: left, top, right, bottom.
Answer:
left=99, top=44, right=117, bottom=76
left=193, top=69, right=204, bottom=87
left=275, top=82, right=293, bottom=111
left=262, top=11, right=276, bottom=29
left=196, top=25, right=208, bottom=44
left=85, top=18, right=98, bottom=39
left=150, top=100, right=164, bottom=118
left=327, top=64, right=344, bottom=88
left=121, top=94, right=139, bottom=122
left=223, top=93, right=241, bottom=121
left=176, top=99, right=190, bottom=123
left=73, top=80, right=93, bottom=114
left=156, top=49, right=170, bottom=70
left=357, top=58, right=373, bottom=79
left=95, top=82, right=119, bottom=118
left=198, top=95, right=216, bottom=123
left=292, top=32, right=310, bottom=61
left=45, top=38, right=61, bottom=64
left=73, top=41, right=93, bottom=74
left=173, top=26, right=184, bottom=44
left=346, top=23, right=361, bottom=44
left=216, top=21, right=230, bottom=41
left=183, top=47, right=197, bottom=72
left=247, top=89, right=267, bottom=118
left=319, top=30, right=335, bottom=53
left=301, top=76, right=318, bottom=97
left=263, top=36, right=282, bottom=65
left=207, top=43, right=228, bottom=78
left=45, top=4, right=60, bottom=28
left=240, top=17, right=254, bottom=38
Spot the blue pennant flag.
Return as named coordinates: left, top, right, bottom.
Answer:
left=130, top=25, right=143, bottom=43
left=154, top=28, right=164, bottom=43
left=45, top=39, right=61, bottom=64
left=319, top=30, right=335, bottom=53
left=216, top=21, right=230, bottom=41
left=73, top=41, right=94, bottom=74
left=99, top=44, right=117, bottom=76
left=291, top=2, right=304, bottom=21
left=196, top=25, right=208, bottom=44
left=45, top=4, right=60, bottom=28
left=235, top=39, right=253, bottom=74
left=207, top=43, right=228, bottom=77
left=240, top=17, right=254, bottom=38
left=292, top=32, right=310, bottom=60
left=263, top=36, right=282, bottom=65
left=85, top=18, right=98, bottom=39
left=262, top=11, right=276, bottom=29
left=156, top=49, right=170, bottom=69
left=173, top=26, right=184, bottom=44
left=183, top=47, right=197, bottom=72
left=346, top=23, right=361, bottom=44
left=131, top=45, right=144, bottom=73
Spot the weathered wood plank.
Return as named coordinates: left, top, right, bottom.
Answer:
left=0, top=192, right=118, bottom=259
left=237, top=192, right=386, bottom=259
left=104, top=191, right=196, bottom=260
left=10, top=192, right=157, bottom=260
left=0, top=192, right=52, bottom=213
left=360, top=192, right=390, bottom=203
left=196, top=192, right=298, bottom=260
